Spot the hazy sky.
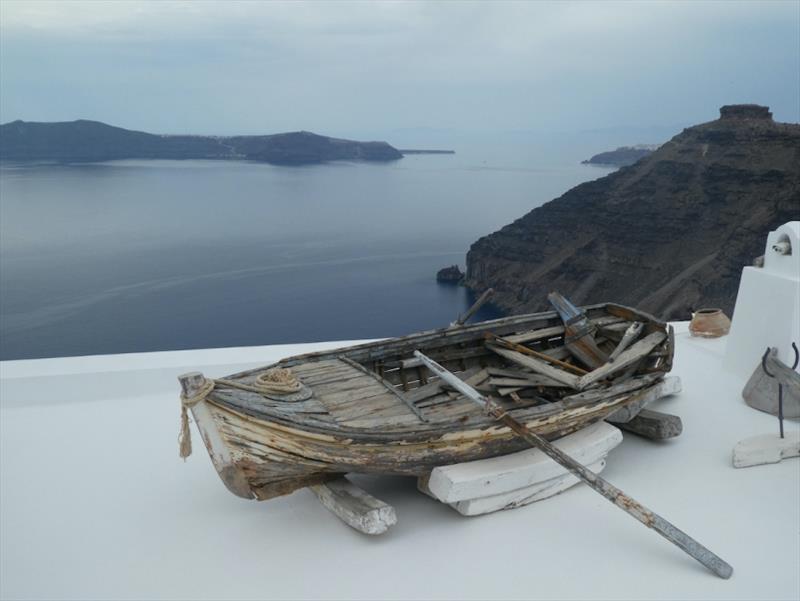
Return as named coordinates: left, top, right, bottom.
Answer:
left=1, top=1, right=798, bottom=137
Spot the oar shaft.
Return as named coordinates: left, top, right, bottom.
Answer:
left=455, top=288, right=494, bottom=326
left=412, top=350, right=733, bottom=580
left=499, top=415, right=733, bottom=579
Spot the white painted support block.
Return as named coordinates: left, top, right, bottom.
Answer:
left=309, top=476, right=397, bottom=535
left=449, top=459, right=607, bottom=516
left=732, top=432, right=800, bottom=468
left=427, top=421, right=623, bottom=503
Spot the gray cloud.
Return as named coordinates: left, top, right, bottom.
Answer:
left=1, top=0, right=797, bottom=138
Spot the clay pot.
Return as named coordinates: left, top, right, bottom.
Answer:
left=689, top=308, right=731, bottom=338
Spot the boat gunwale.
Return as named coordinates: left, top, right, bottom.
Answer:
left=208, top=378, right=668, bottom=442
left=225, top=302, right=664, bottom=378
left=208, top=302, right=669, bottom=440
left=206, top=378, right=659, bottom=446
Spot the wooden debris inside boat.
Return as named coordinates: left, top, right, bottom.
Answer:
left=177, top=293, right=675, bottom=504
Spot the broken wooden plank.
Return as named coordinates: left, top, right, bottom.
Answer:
left=505, top=325, right=566, bottom=344
left=486, top=333, right=587, bottom=375
left=403, top=366, right=485, bottom=404
left=485, top=376, right=554, bottom=387
left=548, top=291, right=609, bottom=369
left=486, top=344, right=581, bottom=388
left=460, top=368, right=490, bottom=387
left=566, top=373, right=663, bottom=404
left=309, top=476, right=397, bottom=535
left=616, top=409, right=683, bottom=440
left=496, top=386, right=525, bottom=396
left=505, top=315, right=626, bottom=345
left=486, top=367, right=570, bottom=387
left=576, top=331, right=667, bottom=390
left=608, top=322, right=644, bottom=362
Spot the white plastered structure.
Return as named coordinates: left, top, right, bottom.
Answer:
left=724, top=221, right=800, bottom=375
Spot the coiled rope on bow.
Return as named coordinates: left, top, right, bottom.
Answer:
left=179, top=368, right=303, bottom=459
left=253, top=368, right=302, bottom=394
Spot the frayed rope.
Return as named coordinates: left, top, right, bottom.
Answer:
left=179, top=377, right=215, bottom=460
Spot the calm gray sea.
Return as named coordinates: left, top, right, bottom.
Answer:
left=0, top=139, right=611, bottom=360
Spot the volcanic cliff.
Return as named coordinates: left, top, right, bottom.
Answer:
left=465, top=105, right=800, bottom=320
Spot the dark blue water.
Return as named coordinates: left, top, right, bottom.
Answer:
left=0, top=142, right=611, bottom=360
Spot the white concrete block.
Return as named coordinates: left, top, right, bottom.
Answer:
left=732, top=432, right=800, bottom=468
left=427, top=421, right=622, bottom=503
left=450, top=459, right=607, bottom=516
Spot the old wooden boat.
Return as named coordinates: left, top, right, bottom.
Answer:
left=178, top=297, right=674, bottom=502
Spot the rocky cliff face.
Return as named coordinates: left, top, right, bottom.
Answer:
left=465, top=105, right=800, bottom=320
left=0, top=120, right=403, bottom=165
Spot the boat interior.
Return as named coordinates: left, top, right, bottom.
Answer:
left=210, top=304, right=673, bottom=432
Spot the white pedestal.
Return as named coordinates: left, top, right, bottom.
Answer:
left=420, top=421, right=623, bottom=515
left=724, top=222, right=800, bottom=375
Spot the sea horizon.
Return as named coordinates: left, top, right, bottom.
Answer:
left=1, top=138, right=620, bottom=360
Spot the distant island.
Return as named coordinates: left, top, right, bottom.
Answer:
left=0, top=120, right=404, bottom=166
left=582, top=144, right=661, bottom=167
left=398, top=149, right=456, bottom=155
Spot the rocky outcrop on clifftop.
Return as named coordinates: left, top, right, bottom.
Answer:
left=465, top=105, right=800, bottom=320
left=582, top=144, right=660, bottom=167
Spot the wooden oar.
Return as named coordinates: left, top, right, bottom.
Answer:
left=413, top=350, right=733, bottom=579
left=454, top=288, right=494, bottom=326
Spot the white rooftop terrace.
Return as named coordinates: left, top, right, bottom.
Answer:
left=1, top=321, right=798, bottom=600
left=3, top=222, right=799, bottom=600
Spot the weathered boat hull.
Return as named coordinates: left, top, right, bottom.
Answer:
left=180, top=302, right=674, bottom=501
left=206, top=390, right=654, bottom=500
